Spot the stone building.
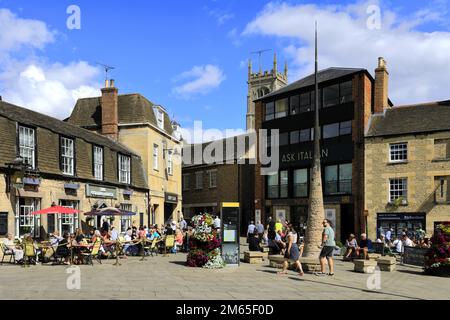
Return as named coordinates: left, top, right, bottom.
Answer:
left=0, top=99, right=149, bottom=239
left=246, top=54, right=288, bottom=131
left=182, top=135, right=255, bottom=234
left=67, top=80, right=182, bottom=227
left=253, top=58, right=395, bottom=242
left=365, top=100, right=450, bottom=240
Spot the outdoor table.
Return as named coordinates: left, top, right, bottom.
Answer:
left=70, top=243, right=92, bottom=265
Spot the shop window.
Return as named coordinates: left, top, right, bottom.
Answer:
left=15, top=198, right=40, bottom=237
left=267, top=173, right=279, bottom=199
left=294, top=169, right=308, bottom=197
left=275, top=98, right=288, bottom=119
left=265, top=102, right=275, bottom=121
left=209, top=170, right=217, bottom=188
left=324, top=163, right=352, bottom=195
left=389, top=178, right=408, bottom=203
left=389, top=143, right=408, bottom=163
left=59, top=200, right=79, bottom=234
left=120, top=204, right=133, bottom=233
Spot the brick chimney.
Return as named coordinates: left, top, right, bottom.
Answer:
left=374, top=57, right=389, bottom=113
left=101, top=79, right=119, bottom=140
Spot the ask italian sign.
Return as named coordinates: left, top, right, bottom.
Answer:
left=281, top=148, right=329, bottom=163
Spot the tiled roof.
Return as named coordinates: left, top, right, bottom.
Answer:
left=0, top=100, right=139, bottom=156
left=68, top=93, right=174, bottom=135
left=366, top=100, right=450, bottom=137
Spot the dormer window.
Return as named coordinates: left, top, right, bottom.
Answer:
left=154, top=106, right=165, bottom=130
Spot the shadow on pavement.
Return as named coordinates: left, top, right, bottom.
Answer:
left=286, top=276, right=424, bottom=300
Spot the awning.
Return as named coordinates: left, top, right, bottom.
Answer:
left=32, top=206, right=80, bottom=215
left=15, top=189, right=44, bottom=198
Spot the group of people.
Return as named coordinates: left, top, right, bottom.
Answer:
left=344, top=228, right=431, bottom=260
left=247, top=217, right=337, bottom=277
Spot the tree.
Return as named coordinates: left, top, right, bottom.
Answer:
left=303, top=23, right=326, bottom=258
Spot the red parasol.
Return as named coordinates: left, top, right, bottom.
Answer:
left=31, top=205, right=80, bottom=215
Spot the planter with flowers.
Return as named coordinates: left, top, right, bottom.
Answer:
left=424, top=222, right=450, bottom=277
left=186, top=213, right=224, bottom=269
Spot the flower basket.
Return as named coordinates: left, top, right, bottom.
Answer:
left=186, top=213, right=224, bottom=269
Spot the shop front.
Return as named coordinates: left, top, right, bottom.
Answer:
left=376, top=212, right=426, bottom=239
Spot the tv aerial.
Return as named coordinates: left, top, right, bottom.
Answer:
left=96, top=62, right=115, bottom=81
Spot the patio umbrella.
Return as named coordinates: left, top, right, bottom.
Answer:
left=84, top=207, right=136, bottom=216
left=31, top=205, right=80, bottom=215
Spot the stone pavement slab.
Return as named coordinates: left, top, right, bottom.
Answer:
left=0, top=252, right=449, bottom=300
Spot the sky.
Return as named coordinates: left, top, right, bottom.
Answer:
left=0, top=0, right=450, bottom=142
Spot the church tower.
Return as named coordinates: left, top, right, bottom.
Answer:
left=246, top=53, right=288, bottom=131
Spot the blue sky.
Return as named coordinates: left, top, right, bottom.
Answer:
left=1, top=0, right=450, bottom=139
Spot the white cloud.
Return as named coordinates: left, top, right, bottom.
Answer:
left=172, top=64, right=225, bottom=99
left=209, top=10, right=235, bottom=26
left=1, top=60, right=101, bottom=119
left=0, top=8, right=55, bottom=53
left=0, top=9, right=101, bottom=119
left=243, top=1, right=450, bottom=105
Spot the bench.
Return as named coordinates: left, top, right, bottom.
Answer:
left=377, top=256, right=396, bottom=272
left=267, top=255, right=286, bottom=268
left=353, top=259, right=378, bottom=273
left=244, top=251, right=267, bottom=264
left=367, top=253, right=382, bottom=261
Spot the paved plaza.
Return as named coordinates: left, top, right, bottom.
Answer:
left=1, top=244, right=449, bottom=300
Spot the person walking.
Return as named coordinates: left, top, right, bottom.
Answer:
left=278, top=226, right=304, bottom=276
left=316, top=219, right=335, bottom=276
left=255, top=220, right=264, bottom=238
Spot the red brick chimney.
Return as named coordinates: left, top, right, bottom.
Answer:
left=101, top=79, right=119, bottom=140
left=374, top=57, right=389, bottom=113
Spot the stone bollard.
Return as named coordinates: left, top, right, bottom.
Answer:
left=377, top=256, right=396, bottom=272
left=354, top=259, right=378, bottom=273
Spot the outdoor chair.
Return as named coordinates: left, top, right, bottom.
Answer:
left=149, top=238, right=160, bottom=256
left=23, top=242, right=37, bottom=267
left=0, top=242, right=15, bottom=265
left=81, top=241, right=102, bottom=266
left=163, top=235, right=175, bottom=256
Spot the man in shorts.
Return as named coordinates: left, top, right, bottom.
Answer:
left=316, top=219, right=335, bottom=276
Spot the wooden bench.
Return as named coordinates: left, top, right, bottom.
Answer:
left=377, top=256, right=396, bottom=272
left=244, top=251, right=267, bottom=264
left=353, top=259, right=378, bottom=273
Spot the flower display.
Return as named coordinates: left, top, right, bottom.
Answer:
left=186, top=213, right=224, bottom=269
left=424, top=222, right=450, bottom=277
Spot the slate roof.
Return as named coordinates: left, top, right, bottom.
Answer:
left=182, top=134, right=255, bottom=168
left=366, top=100, right=450, bottom=137
left=0, top=100, right=139, bottom=156
left=256, top=67, right=367, bottom=101
left=68, top=93, right=174, bottom=135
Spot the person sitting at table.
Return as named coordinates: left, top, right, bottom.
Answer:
left=358, top=233, right=372, bottom=260
left=248, top=229, right=263, bottom=252
left=110, top=226, right=119, bottom=241
left=55, top=232, right=71, bottom=265
left=2, top=233, right=24, bottom=264
left=75, top=228, right=85, bottom=243
left=50, top=231, right=63, bottom=246
left=174, top=228, right=184, bottom=253
left=344, top=234, right=359, bottom=260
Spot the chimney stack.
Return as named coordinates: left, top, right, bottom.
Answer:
left=101, top=79, right=119, bottom=140
left=374, top=57, right=389, bottom=113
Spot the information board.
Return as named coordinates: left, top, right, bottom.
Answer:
left=402, top=246, right=428, bottom=267
left=221, top=203, right=240, bottom=266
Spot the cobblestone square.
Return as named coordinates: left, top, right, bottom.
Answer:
left=1, top=247, right=449, bottom=300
